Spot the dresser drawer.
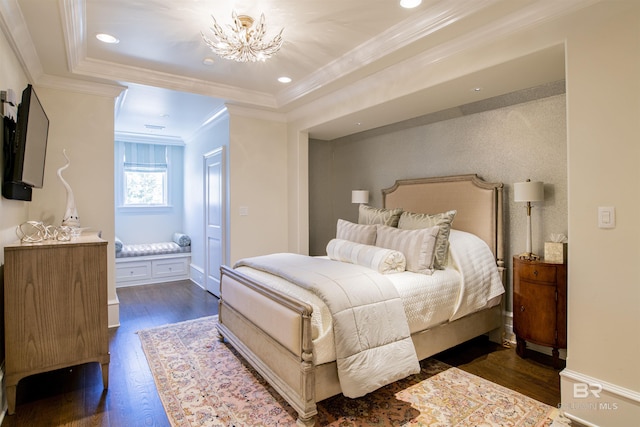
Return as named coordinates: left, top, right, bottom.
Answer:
left=517, top=262, right=557, bottom=283
left=116, top=260, right=151, bottom=282
left=152, top=257, right=189, bottom=278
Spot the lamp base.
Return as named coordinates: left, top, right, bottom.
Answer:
left=517, top=252, right=541, bottom=261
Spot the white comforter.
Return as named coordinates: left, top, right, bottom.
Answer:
left=236, top=230, right=504, bottom=367
left=235, top=253, right=420, bottom=398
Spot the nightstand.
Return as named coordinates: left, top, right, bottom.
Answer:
left=513, top=256, right=567, bottom=368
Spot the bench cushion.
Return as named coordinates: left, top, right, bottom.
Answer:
left=116, top=242, right=190, bottom=258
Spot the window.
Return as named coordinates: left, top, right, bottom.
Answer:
left=122, top=142, right=169, bottom=207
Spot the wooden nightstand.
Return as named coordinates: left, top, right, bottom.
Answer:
left=513, top=256, right=567, bottom=368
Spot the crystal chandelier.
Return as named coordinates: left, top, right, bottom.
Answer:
left=201, top=11, right=284, bottom=63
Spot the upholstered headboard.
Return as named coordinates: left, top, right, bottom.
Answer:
left=382, top=174, right=504, bottom=272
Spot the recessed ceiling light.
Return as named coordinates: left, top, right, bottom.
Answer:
left=472, top=87, right=483, bottom=92
left=400, top=0, right=422, bottom=9
left=203, top=58, right=215, bottom=66
left=96, top=33, right=119, bottom=44
left=278, top=76, right=292, bottom=83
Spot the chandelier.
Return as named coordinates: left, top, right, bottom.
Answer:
left=201, top=11, right=284, bottom=63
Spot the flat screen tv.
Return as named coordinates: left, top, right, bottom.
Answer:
left=2, top=84, right=49, bottom=201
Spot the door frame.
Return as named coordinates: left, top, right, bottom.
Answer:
left=203, top=146, right=227, bottom=297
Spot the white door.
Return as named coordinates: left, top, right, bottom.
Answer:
left=204, top=147, right=225, bottom=297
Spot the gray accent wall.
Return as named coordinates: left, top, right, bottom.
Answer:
left=309, top=83, right=567, bottom=311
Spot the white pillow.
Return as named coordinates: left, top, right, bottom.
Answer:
left=326, top=239, right=406, bottom=274
left=375, top=225, right=439, bottom=274
left=336, top=219, right=377, bottom=246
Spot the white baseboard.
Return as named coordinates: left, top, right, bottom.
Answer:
left=108, top=295, right=120, bottom=328
left=190, top=264, right=205, bottom=288
left=560, top=369, right=640, bottom=427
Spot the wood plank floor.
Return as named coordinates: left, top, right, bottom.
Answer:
left=2, top=280, right=565, bottom=426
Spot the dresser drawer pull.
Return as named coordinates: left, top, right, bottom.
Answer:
left=520, top=305, right=525, bottom=312
left=533, top=270, right=538, bottom=276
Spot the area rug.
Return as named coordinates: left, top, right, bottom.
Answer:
left=138, top=316, right=567, bottom=426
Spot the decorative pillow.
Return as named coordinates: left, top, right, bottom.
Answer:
left=326, top=238, right=406, bottom=274
left=173, top=232, right=191, bottom=247
left=398, top=210, right=457, bottom=270
left=375, top=225, right=439, bottom=274
left=336, top=219, right=377, bottom=246
left=358, top=204, right=403, bottom=227
left=114, top=236, right=123, bottom=253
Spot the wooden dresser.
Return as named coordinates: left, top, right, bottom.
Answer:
left=513, top=256, right=567, bottom=368
left=3, top=235, right=110, bottom=414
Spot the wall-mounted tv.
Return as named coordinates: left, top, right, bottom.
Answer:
left=2, top=84, right=49, bottom=201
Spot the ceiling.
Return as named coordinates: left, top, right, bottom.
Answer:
left=0, top=0, right=582, bottom=141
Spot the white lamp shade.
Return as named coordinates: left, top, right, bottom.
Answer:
left=351, top=190, right=369, bottom=204
left=514, top=181, right=544, bottom=202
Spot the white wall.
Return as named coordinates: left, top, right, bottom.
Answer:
left=27, top=86, right=118, bottom=327
left=0, top=27, right=30, bottom=257
left=183, top=111, right=230, bottom=286
left=560, top=3, right=640, bottom=425
left=228, top=108, right=289, bottom=264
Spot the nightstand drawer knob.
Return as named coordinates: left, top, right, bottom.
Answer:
left=533, top=270, right=538, bottom=276
left=520, top=305, right=525, bottom=312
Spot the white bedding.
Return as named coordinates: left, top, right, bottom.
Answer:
left=235, top=229, right=504, bottom=365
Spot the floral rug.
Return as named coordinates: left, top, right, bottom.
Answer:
left=138, top=316, right=567, bottom=426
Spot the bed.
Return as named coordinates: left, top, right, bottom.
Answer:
left=217, top=174, right=505, bottom=426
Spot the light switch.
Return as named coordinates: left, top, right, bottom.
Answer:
left=598, top=206, right=615, bottom=229
left=239, top=206, right=249, bottom=216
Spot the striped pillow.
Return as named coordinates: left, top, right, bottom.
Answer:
left=398, top=210, right=457, bottom=270
left=336, top=219, right=377, bottom=245
left=326, top=239, right=406, bottom=274
left=375, top=225, right=439, bottom=274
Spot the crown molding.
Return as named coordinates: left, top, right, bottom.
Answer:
left=186, top=106, right=229, bottom=143
left=60, top=0, right=85, bottom=73
left=114, top=131, right=184, bottom=145
left=70, top=57, right=278, bottom=109
left=37, top=73, right=126, bottom=97
left=275, top=0, right=500, bottom=108
left=278, top=0, right=598, bottom=111
left=0, top=0, right=44, bottom=82
left=287, top=0, right=597, bottom=132
left=225, top=104, right=287, bottom=123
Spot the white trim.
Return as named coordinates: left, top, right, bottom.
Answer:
left=189, top=264, right=205, bottom=289
left=108, top=295, right=120, bottom=328
left=560, top=369, right=640, bottom=426
left=560, top=370, right=640, bottom=404
left=114, top=131, right=184, bottom=146
left=225, top=104, right=287, bottom=122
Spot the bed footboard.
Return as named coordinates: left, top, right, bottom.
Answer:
left=218, top=265, right=320, bottom=426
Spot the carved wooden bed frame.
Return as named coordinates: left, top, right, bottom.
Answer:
left=217, top=174, right=505, bottom=426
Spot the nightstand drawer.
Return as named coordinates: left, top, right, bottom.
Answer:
left=517, top=262, right=557, bottom=283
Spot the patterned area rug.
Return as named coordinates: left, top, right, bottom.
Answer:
left=138, top=316, right=565, bottom=426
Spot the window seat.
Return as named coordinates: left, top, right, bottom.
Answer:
left=115, top=234, right=191, bottom=287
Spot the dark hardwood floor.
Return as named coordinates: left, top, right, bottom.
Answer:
left=2, top=280, right=218, bottom=427
left=2, top=280, right=564, bottom=426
